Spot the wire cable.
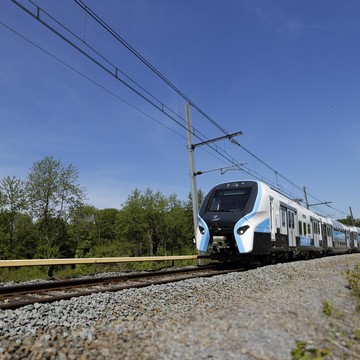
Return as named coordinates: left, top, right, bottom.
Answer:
left=72, top=0, right=341, bottom=211
left=7, top=0, right=354, bottom=218
left=73, top=0, right=230, bottom=136
left=0, top=17, right=242, bottom=173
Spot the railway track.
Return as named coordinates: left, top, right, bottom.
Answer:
left=0, top=265, right=246, bottom=310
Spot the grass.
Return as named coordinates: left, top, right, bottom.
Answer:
left=343, top=263, right=360, bottom=312
left=292, top=262, right=360, bottom=360
left=291, top=341, right=332, bottom=360
left=0, top=259, right=199, bottom=283
left=322, top=300, right=333, bottom=317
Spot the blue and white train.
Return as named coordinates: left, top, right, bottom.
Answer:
left=196, top=180, right=359, bottom=262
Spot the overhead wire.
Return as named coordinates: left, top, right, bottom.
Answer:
left=9, top=0, right=192, bottom=134
left=72, top=0, right=230, bottom=136
left=9, top=0, right=226, bottom=149
left=71, top=0, right=346, bottom=215
left=8, top=0, right=251, bottom=172
left=0, top=20, right=186, bottom=139
left=7, top=0, right=353, bottom=218
left=0, top=12, right=239, bottom=171
left=23, top=0, right=189, bottom=128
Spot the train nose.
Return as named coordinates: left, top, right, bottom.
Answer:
left=210, top=222, right=219, bottom=229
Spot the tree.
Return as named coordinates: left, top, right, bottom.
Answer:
left=12, top=213, right=38, bottom=259
left=116, top=189, right=149, bottom=257
left=0, top=176, right=27, bottom=258
left=94, top=208, right=119, bottom=244
left=26, top=156, right=85, bottom=257
left=142, top=189, right=168, bottom=256
left=165, top=194, right=194, bottom=255
left=338, top=216, right=360, bottom=227
left=69, top=205, right=97, bottom=257
left=117, top=189, right=195, bottom=257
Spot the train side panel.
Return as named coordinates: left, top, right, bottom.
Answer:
left=196, top=180, right=356, bottom=260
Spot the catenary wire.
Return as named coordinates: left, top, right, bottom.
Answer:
left=6, top=0, right=256, bottom=172
left=7, top=0, right=353, bottom=218
left=71, top=0, right=347, bottom=216
left=0, top=22, right=185, bottom=139
left=0, top=19, right=236, bottom=172
left=72, top=0, right=230, bottom=136
left=9, top=0, right=230, bottom=155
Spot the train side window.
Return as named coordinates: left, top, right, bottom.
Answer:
left=288, top=211, right=293, bottom=228
left=299, top=221, right=302, bottom=235
left=313, top=222, right=319, bottom=234
left=303, top=223, right=306, bottom=235
left=281, top=207, right=286, bottom=227
left=307, top=224, right=311, bottom=235
left=327, top=226, right=332, bottom=237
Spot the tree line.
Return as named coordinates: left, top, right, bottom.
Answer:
left=0, top=156, right=201, bottom=260
left=2, top=156, right=357, bottom=261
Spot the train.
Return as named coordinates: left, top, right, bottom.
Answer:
left=196, top=180, right=359, bottom=263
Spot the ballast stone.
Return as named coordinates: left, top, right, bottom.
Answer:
left=0, top=254, right=359, bottom=359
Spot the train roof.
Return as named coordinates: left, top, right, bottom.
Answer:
left=211, top=180, right=356, bottom=232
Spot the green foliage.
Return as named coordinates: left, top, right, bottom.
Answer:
left=0, top=156, right=86, bottom=261
left=26, top=156, right=85, bottom=258
left=69, top=205, right=97, bottom=257
left=337, top=216, right=360, bottom=227
left=26, top=156, right=85, bottom=221
left=0, top=156, right=198, bottom=276
left=0, top=176, right=27, bottom=258
left=343, top=263, right=360, bottom=311
left=87, top=241, right=130, bottom=258
left=291, top=341, right=332, bottom=360
left=323, top=300, right=333, bottom=317
left=0, top=267, right=49, bottom=283
left=116, top=189, right=195, bottom=258
left=291, top=264, right=360, bottom=360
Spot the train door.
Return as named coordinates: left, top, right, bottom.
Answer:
left=320, top=224, right=326, bottom=247
left=279, top=206, right=287, bottom=236
left=269, top=197, right=276, bottom=241
left=350, top=232, right=356, bottom=249
left=287, top=209, right=296, bottom=247
left=345, top=231, right=350, bottom=248
left=326, top=226, right=333, bottom=247
left=312, top=220, right=320, bottom=247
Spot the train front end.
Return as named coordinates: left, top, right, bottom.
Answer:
left=196, top=180, right=266, bottom=259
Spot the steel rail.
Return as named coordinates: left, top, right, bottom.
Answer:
left=0, top=265, right=244, bottom=310
left=0, top=265, right=216, bottom=295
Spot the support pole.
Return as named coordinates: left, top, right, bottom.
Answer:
left=349, top=206, right=354, bottom=224
left=303, top=186, right=309, bottom=209
left=185, top=103, right=199, bottom=240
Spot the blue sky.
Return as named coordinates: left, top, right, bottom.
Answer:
left=0, top=0, right=359, bottom=219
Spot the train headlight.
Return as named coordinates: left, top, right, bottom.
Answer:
left=199, top=225, right=205, bottom=235
left=237, top=225, right=249, bottom=235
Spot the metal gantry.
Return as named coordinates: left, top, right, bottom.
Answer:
left=185, top=103, right=243, bottom=241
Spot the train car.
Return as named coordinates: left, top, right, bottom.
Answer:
left=196, top=180, right=357, bottom=262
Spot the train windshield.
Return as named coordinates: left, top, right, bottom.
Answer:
left=208, top=188, right=251, bottom=212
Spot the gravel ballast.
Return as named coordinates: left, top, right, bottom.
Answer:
left=1, top=254, right=360, bottom=359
